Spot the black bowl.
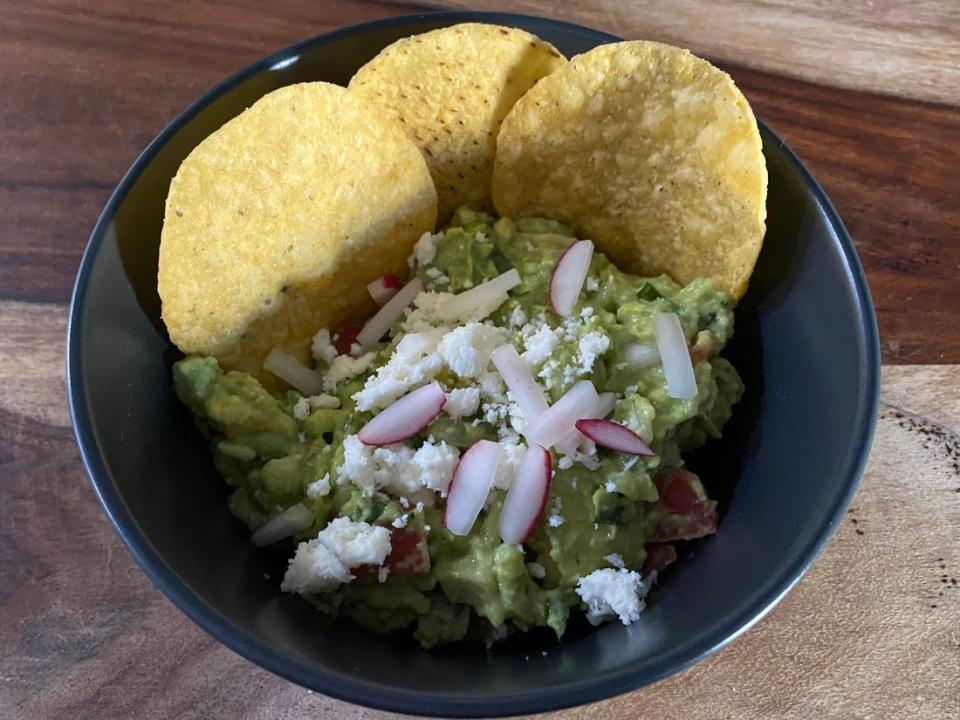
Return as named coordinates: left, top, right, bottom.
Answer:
left=67, top=11, right=880, bottom=717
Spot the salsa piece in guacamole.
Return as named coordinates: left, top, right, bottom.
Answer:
left=173, top=209, right=743, bottom=648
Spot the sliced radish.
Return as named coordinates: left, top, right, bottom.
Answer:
left=596, top=392, right=618, bottom=419
left=356, top=277, right=423, bottom=350
left=549, top=240, right=594, bottom=317
left=575, top=418, right=654, bottom=456
left=490, top=344, right=549, bottom=428
left=358, top=381, right=446, bottom=446
left=653, top=312, right=697, bottom=399
left=250, top=504, right=313, bottom=547
left=333, top=321, right=363, bottom=355
left=444, top=440, right=502, bottom=536
left=438, top=269, right=520, bottom=321
left=529, top=380, right=598, bottom=450
left=263, top=348, right=325, bottom=395
left=624, top=341, right=660, bottom=368
left=396, top=327, right=446, bottom=358
left=499, top=445, right=552, bottom=544
left=367, top=274, right=401, bottom=306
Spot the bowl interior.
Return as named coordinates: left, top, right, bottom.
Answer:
left=69, top=13, right=878, bottom=717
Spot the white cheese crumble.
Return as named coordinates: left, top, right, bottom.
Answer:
left=492, top=440, right=526, bottom=490
left=437, top=323, right=508, bottom=378
left=293, top=397, right=311, bottom=421
left=281, top=518, right=391, bottom=594
left=352, top=352, right=443, bottom=411
left=605, top=481, right=617, bottom=493
left=576, top=331, right=611, bottom=375
left=337, top=435, right=460, bottom=496
left=575, top=568, right=655, bottom=625
left=604, top=553, right=625, bottom=569
left=585, top=276, right=599, bottom=292
left=548, top=515, right=565, bottom=527
left=306, top=474, right=331, bottom=499
left=445, top=387, right=481, bottom=418
left=392, top=514, right=409, bottom=529
left=409, top=231, right=438, bottom=268
left=526, top=562, right=546, bottom=579
left=323, top=352, right=376, bottom=393
left=520, top=323, right=561, bottom=366
left=558, top=456, right=574, bottom=470
left=378, top=566, right=390, bottom=583
left=308, top=393, right=341, bottom=409
left=311, top=329, right=338, bottom=365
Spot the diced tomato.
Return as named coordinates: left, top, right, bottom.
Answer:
left=641, top=543, right=677, bottom=575
left=383, top=528, right=431, bottom=574
left=354, top=528, right=431, bottom=577
left=650, top=467, right=718, bottom=542
left=333, top=321, right=363, bottom=355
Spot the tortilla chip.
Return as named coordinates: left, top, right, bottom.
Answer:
left=158, top=82, right=437, bottom=376
left=492, top=41, right=767, bottom=298
left=349, top=23, right=565, bottom=223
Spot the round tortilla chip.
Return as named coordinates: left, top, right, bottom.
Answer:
left=348, top=23, right=565, bottom=223
left=158, top=82, right=437, bottom=376
left=492, top=41, right=767, bottom=299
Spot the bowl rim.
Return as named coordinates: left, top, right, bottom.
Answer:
left=67, top=10, right=881, bottom=717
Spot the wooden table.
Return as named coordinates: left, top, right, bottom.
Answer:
left=2, top=2, right=958, bottom=717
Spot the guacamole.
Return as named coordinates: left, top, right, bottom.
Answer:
left=173, top=209, right=743, bottom=648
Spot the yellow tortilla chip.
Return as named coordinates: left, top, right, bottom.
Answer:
left=158, top=82, right=437, bottom=376
left=349, top=23, right=565, bottom=223
left=492, top=41, right=767, bottom=298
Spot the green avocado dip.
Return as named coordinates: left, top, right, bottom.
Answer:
left=172, top=208, right=743, bottom=648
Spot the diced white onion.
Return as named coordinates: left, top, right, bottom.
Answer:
left=624, top=342, right=660, bottom=368
left=263, top=348, right=325, bottom=395
left=356, top=277, right=423, bottom=350
left=438, top=269, right=520, bottom=321
left=528, top=380, right=598, bottom=450
left=549, top=240, right=594, bottom=317
left=653, top=312, right=697, bottom=399
left=251, top=504, right=314, bottom=547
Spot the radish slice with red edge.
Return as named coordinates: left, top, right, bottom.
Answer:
left=528, top=380, right=598, bottom=450
left=367, top=274, right=401, bottom=306
left=575, top=418, right=654, bottom=456
left=439, top=269, right=520, bottom=321
left=356, top=277, right=423, bottom=350
left=444, top=440, right=502, bottom=536
left=263, top=348, right=325, bottom=395
left=490, top=344, right=549, bottom=429
left=357, top=381, right=446, bottom=446
left=567, top=391, right=617, bottom=456
left=549, top=240, right=594, bottom=317
left=653, top=312, right=697, bottom=399
left=250, top=504, right=313, bottom=547
left=499, top=444, right=552, bottom=544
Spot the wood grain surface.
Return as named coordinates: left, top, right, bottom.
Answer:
left=1, top=1, right=958, bottom=718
